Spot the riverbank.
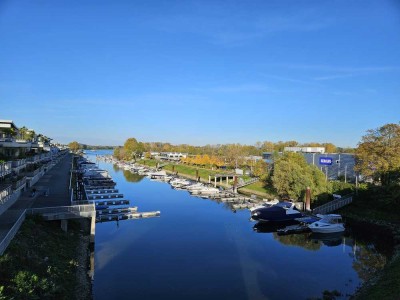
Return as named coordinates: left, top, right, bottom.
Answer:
left=0, top=216, right=92, bottom=299
left=340, top=201, right=400, bottom=299
left=137, top=159, right=277, bottom=198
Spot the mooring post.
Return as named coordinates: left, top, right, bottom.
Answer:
left=208, top=175, right=211, bottom=184
left=233, top=176, right=238, bottom=194
left=214, top=176, right=217, bottom=187
left=305, top=186, right=311, bottom=211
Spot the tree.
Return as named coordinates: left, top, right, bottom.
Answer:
left=252, top=160, right=268, bottom=178
left=355, top=123, right=400, bottom=185
left=322, top=143, right=337, bottom=153
left=123, top=138, right=145, bottom=161
left=272, top=152, right=328, bottom=200
left=68, top=141, right=80, bottom=152
left=224, top=144, right=247, bottom=168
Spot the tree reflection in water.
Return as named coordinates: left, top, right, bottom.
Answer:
left=352, top=244, right=387, bottom=281
left=268, top=226, right=388, bottom=282
left=273, top=232, right=322, bottom=251
left=123, top=170, right=144, bottom=183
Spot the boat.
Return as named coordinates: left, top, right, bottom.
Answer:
left=170, top=178, right=191, bottom=188
left=185, top=182, right=205, bottom=191
left=250, top=201, right=303, bottom=222
left=249, top=199, right=280, bottom=212
left=189, top=186, right=219, bottom=195
left=308, top=214, right=345, bottom=233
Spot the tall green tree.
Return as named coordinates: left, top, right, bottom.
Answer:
left=123, top=138, right=145, bottom=161
left=355, top=123, right=400, bottom=185
left=272, top=152, right=328, bottom=200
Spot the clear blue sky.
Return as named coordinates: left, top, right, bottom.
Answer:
left=1, top=0, right=399, bottom=147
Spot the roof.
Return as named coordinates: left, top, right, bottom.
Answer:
left=0, top=120, right=18, bottom=130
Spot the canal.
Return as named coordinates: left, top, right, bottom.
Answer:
left=87, top=151, right=392, bottom=300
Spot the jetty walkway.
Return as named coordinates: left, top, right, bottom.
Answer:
left=0, top=152, right=75, bottom=254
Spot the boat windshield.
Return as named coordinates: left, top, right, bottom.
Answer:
left=276, top=202, right=292, bottom=209
left=320, top=217, right=342, bottom=224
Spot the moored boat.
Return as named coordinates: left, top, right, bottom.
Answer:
left=251, top=201, right=303, bottom=222
left=308, top=214, right=345, bottom=233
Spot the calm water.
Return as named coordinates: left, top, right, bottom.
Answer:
left=86, top=150, right=391, bottom=300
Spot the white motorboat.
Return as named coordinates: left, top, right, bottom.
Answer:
left=185, top=182, right=205, bottom=191
left=190, top=187, right=220, bottom=195
left=170, top=178, right=191, bottom=188
left=308, top=214, right=345, bottom=233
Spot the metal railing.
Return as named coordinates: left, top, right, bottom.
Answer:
left=312, top=195, right=353, bottom=214
left=237, top=177, right=260, bottom=188
left=26, top=168, right=41, bottom=177
left=13, top=177, right=27, bottom=190
left=12, top=159, right=27, bottom=168
left=0, top=210, right=26, bottom=255
left=26, top=204, right=96, bottom=220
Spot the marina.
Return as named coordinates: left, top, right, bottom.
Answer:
left=88, top=150, right=393, bottom=300
left=73, top=156, right=161, bottom=224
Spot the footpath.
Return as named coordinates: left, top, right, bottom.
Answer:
left=0, top=153, right=72, bottom=250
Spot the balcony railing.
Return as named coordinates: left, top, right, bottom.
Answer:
left=0, top=161, right=12, bottom=177
left=11, top=159, right=27, bottom=169
left=13, top=176, right=27, bottom=190
left=26, top=168, right=40, bottom=177
left=26, top=155, right=40, bottom=163
left=0, top=138, right=38, bottom=148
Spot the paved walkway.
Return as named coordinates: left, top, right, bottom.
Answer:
left=0, top=153, right=72, bottom=242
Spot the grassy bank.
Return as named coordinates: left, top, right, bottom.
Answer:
left=0, top=216, right=91, bottom=300
left=136, top=159, right=276, bottom=196
left=339, top=191, right=400, bottom=300
left=238, top=181, right=277, bottom=199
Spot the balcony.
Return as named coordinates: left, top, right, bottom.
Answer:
left=12, top=176, right=27, bottom=190
left=26, top=155, right=41, bottom=164
left=11, top=159, right=27, bottom=171
left=0, top=161, right=12, bottom=178
left=0, top=138, right=36, bottom=148
left=26, top=168, right=41, bottom=178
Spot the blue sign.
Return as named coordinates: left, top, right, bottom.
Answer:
left=319, top=157, right=333, bottom=165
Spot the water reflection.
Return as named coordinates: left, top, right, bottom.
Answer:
left=309, top=232, right=344, bottom=247
left=253, top=220, right=388, bottom=284
left=253, top=221, right=296, bottom=233
left=122, top=170, right=144, bottom=183
left=274, top=232, right=322, bottom=251
left=352, top=243, right=387, bottom=282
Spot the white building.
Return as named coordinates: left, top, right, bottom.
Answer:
left=159, top=152, right=188, bottom=161
left=284, top=147, right=325, bottom=154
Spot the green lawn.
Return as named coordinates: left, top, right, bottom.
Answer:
left=238, top=181, right=277, bottom=198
